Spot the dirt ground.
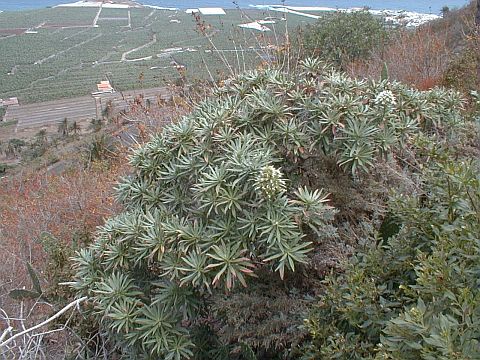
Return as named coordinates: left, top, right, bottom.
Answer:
left=0, top=122, right=16, bottom=142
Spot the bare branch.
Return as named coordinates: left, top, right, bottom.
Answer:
left=0, top=327, right=13, bottom=343
left=0, top=296, right=87, bottom=349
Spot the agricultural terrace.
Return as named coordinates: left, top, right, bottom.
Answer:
left=0, top=6, right=315, bottom=104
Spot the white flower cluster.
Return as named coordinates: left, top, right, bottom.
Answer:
left=255, top=165, right=286, bottom=200
left=374, top=90, right=396, bottom=106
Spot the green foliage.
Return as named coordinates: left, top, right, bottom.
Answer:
left=0, top=119, right=17, bottom=127
left=82, top=134, right=117, bottom=165
left=211, top=272, right=310, bottom=359
left=303, top=143, right=480, bottom=359
left=41, top=231, right=87, bottom=301
left=303, top=11, right=387, bottom=68
left=19, top=130, right=51, bottom=160
left=58, top=118, right=70, bottom=137
left=88, top=118, right=104, bottom=133
left=2, top=138, right=26, bottom=158
left=72, top=61, right=465, bottom=358
left=9, top=263, right=44, bottom=301
left=381, top=62, right=389, bottom=82
left=240, top=343, right=257, bottom=360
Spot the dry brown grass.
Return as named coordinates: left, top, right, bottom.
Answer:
left=347, top=26, right=453, bottom=90
left=347, top=2, right=477, bottom=90
left=0, top=163, right=124, bottom=290
left=0, top=160, right=126, bottom=358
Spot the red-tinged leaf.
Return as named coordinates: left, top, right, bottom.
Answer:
left=240, top=268, right=254, bottom=274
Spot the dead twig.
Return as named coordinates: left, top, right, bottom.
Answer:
left=0, top=296, right=87, bottom=349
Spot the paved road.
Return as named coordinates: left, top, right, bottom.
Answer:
left=4, top=87, right=171, bottom=133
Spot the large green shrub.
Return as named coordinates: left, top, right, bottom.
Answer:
left=71, top=60, right=465, bottom=358
left=302, top=11, right=388, bottom=68
left=303, top=141, right=480, bottom=359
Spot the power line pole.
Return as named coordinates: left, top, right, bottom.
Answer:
left=477, top=0, right=480, bottom=88
left=477, top=0, right=480, bottom=26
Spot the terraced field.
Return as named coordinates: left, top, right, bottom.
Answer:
left=0, top=6, right=315, bottom=104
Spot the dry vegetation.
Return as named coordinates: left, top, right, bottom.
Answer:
left=347, top=2, right=478, bottom=90
left=0, top=163, right=123, bottom=302
left=348, top=27, right=453, bottom=90
left=0, top=165, right=122, bottom=358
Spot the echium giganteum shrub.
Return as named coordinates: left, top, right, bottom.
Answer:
left=71, top=58, right=464, bottom=358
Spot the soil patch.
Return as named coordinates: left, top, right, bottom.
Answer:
left=0, top=28, right=27, bottom=35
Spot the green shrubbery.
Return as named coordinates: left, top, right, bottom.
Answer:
left=303, top=138, right=480, bottom=358
left=302, top=11, right=388, bottom=68
left=71, top=59, right=468, bottom=358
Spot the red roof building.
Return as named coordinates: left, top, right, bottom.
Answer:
left=96, top=81, right=114, bottom=92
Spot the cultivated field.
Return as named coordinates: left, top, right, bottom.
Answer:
left=0, top=6, right=315, bottom=104
left=4, top=86, right=170, bottom=135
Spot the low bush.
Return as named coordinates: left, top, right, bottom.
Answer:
left=302, top=11, right=387, bottom=69
left=303, top=139, right=480, bottom=359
